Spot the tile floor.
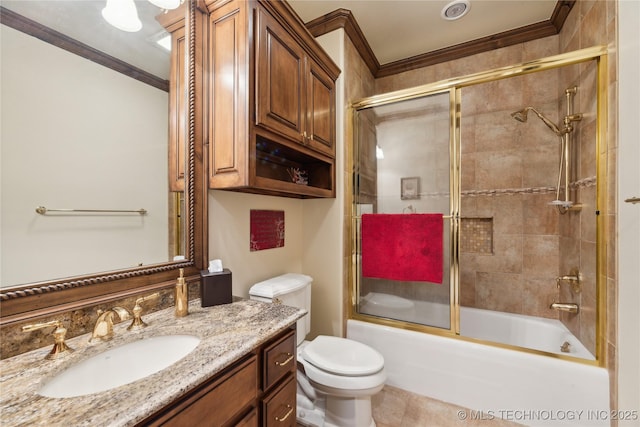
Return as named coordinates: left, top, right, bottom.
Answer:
left=298, top=385, right=523, bottom=427
left=371, top=385, right=523, bottom=427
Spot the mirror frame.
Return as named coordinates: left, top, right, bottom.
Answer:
left=0, top=0, right=207, bottom=325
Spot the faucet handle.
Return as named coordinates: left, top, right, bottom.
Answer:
left=22, top=320, right=74, bottom=360
left=556, top=268, right=581, bottom=293
left=127, top=292, right=160, bottom=330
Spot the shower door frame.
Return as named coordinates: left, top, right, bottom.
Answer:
left=347, top=45, right=609, bottom=366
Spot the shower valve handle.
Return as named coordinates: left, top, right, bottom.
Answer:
left=556, top=269, right=581, bottom=293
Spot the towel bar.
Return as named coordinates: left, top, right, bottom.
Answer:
left=36, top=206, right=147, bottom=215
left=353, top=214, right=454, bottom=219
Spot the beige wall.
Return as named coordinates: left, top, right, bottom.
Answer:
left=617, top=0, right=640, bottom=419
left=208, top=190, right=304, bottom=298
left=303, top=30, right=347, bottom=339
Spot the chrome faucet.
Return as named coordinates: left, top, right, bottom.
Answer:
left=91, top=306, right=131, bottom=341
left=549, top=302, right=579, bottom=314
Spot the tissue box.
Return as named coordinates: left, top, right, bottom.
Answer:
left=200, top=268, right=232, bottom=307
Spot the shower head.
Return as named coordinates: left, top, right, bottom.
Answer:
left=511, top=109, right=529, bottom=123
left=511, top=107, right=562, bottom=136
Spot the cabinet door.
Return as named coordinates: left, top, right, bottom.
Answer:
left=154, top=356, right=258, bottom=427
left=168, top=24, right=186, bottom=191
left=236, top=408, right=259, bottom=427
left=209, top=0, right=249, bottom=188
left=306, top=59, right=335, bottom=157
left=256, top=7, right=306, bottom=144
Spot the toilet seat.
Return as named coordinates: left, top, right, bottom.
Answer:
left=302, top=336, right=384, bottom=376
left=298, top=337, right=386, bottom=393
left=300, top=356, right=387, bottom=393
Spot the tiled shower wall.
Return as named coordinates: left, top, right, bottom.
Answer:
left=458, top=60, right=598, bottom=357
left=459, top=67, right=564, bottom=321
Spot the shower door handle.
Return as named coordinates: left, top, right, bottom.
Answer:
left=625, top=197, right=640, bottom=204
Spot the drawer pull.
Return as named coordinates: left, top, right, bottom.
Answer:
left=275, top=404, right=293, bottom=422
left=274, top=352, right=293, bottom=366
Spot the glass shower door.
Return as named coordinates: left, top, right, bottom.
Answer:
left=354, top=91, right=453, bottom=330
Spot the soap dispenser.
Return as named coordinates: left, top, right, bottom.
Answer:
left=175, top=268, right=188, bottom=317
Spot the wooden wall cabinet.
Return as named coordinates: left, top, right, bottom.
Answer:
left=158, top=6, right=187, bottom=193
left=138, top=328, right=296, bottom=427
left=255, top=7, right=335, bottom=158
left=207, top=0, right=340, bottom=198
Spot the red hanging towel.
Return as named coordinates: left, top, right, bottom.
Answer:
left=361, top=213, right=443, bottom=283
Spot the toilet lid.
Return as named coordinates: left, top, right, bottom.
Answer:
left=301, top=336, right=384, bottom=376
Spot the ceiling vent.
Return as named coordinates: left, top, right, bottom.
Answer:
left=441, top=0, right=470, bottom=21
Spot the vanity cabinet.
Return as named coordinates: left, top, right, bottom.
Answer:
left=138, top=328, right=296, bottom=427
left=207, top=0, right=340, bottom=198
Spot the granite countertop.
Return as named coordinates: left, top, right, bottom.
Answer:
left=0, top=299, right=305, bottom=426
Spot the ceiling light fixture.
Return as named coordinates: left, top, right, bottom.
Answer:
left=148, top=0, right=181, bottom=10
left=102, top=0, right=182, bottom=33
left=441, top=0, right=470, bottom=21
left=102, top=0, right=142, bottom=32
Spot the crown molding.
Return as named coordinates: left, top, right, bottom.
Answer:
left=0, top=6, right=169, bottom=91
left=304, top=1, right=575, bottom=78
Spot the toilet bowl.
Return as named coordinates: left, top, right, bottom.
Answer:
left=249, top=274, right=386, bottom=427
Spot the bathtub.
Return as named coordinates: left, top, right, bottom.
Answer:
left=359, top=292, right=593, bottom=359
left=351, top=297, right=611, bottom=426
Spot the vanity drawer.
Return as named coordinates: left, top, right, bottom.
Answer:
left=262, top=375, right=296, bottom=427
left=263, top=329, right=296, bottom=390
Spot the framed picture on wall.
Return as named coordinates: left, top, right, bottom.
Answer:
left=401, top=177, right=420, bottom=200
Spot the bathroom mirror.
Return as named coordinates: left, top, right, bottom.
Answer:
left=0, top=0, right=206, bottom=320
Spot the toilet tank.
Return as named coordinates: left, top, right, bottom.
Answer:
left=249, top=273, right=312, bottom=345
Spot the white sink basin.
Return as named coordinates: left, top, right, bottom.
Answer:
left=38, top=335, right=200, bottom=398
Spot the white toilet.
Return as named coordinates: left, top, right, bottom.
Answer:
left=249, top=273, right=386, bottom=427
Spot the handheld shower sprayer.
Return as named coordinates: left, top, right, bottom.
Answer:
left=511, top=87, right=583, bottom=213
